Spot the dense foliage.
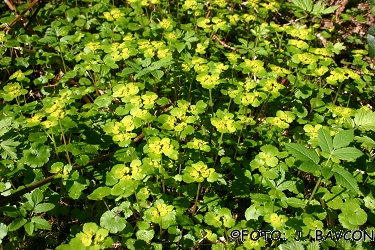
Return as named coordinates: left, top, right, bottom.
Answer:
left=1, top=0, right=375, bottom=249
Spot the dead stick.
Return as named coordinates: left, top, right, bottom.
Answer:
left=0, top=153, right=109, bottom=207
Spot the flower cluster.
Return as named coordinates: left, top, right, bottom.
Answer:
left=145, top=137, right=179, bottom=160
left=269, top=64, right=291, bottom=77
left=86, top=42, right=101, bottom=51
left=211, top=110, right=241, bottom=133
left=265, top=213, right=288, bottom=229
left=261, top=78, right=284, bottom=94
left=73, top=223, right=110, bottom=247
left=144, top=199, right=176, bottom=229
left=213, top=0, right=227, bottom=7
left=42, top=89, right=73, bottom=124
left=287, top=26, right=313, bottom=40
left=250, top=145, right=280, bottom=171
left=2, top=82, right=28, bottom=101
left=112, top=83, right=140, bottom=102
left=196, top=73, right=220, bottom=89
left=313, top=66, right=329, bottom=76
left=288, top=39, right=309, bottom=50
left=158, top=18, right=174, bottom=30
left=183, top=161, right=216, bottom=183
left=182, top=0, right=198, bottom=10
left=111, top=164, right=132, bottom=181
left=103, top=8, right=125, bottom=21
left=267, top=110, right=295, bottom=129
left=294, top=53, right=317, bottom=65
left=103, top=116, right=141, bottom=147
left=204, top=208, right=236, bottom=228
left=212, top=17, right=228, bottom=31
left=186, top=138, right=211, bottom=152
left=240, top=59, right=265, bottom=74
left=197, top=18, right=211, bottom=29
left=26, top=113, right=44, bottom=127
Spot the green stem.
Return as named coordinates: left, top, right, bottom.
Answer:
left=208, top=89, right=214, bottom=114
left=213, top=133, right=224, bottom=168
left=332, top=80, right=343, bottom=105
left=59, top=120, right=72, bottom=165
left=44, top=129, right=59, bottom=159
left=227, top=98, right=232, bottom=112
left=188, top=71, right=196, bottom=102
left=192, top=182, right=201, bottom=218
left=160, top=157, right=165, bottom=193
left=160, top=222, right=163, bottom=238
left=133, top=189, right=142, bottom=215
left=304, top=155, right=332, bottom=213
left=306, top=176, right=322, bottom=206
left=58, top=44, right=67, bottom=73
left=257, top=175, right=263, bottom=192
left=233, top=130, right=242, bottom=160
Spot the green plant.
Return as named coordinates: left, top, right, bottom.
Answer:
left=0, top=0, right=375, bottom=249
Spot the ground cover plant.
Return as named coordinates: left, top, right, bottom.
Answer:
left=1, top=0, right=375, bottom=249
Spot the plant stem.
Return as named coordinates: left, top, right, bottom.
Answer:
left=45, top=129, right=59, bottom=159
left=58, top=44, right=67, bottom=73
left=192, top=182, right=201, bottom=218
left=188, top=71, right=196, bottom=102
left=209, top=89, right=214, bottom=114
left=213, top=133, right=223, bottom=168
left=306, top=176, right=322, bottom=206
left=59, top=120, right=72, bottom=165
left=160, top=156, right=165, bottom=193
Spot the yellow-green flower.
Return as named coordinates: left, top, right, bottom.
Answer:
left=182, top=63, right=191, bottom=72
left=213, top=0, right=227, bottom=7
left=304, top=124, right=323, bottom=138
left=182, top=0, right=198, bottom=10
left=225, top=53, right=240, bottom=63
left=197, top=18, right=211, bottom=29
left=86, top=42, right=101, bottom=51
left=42, top=119, right=58, bottom=129
left=243, top=14, right=256, bottom=22
left=157, top=48, right=171, bottom=59
left=186, top=161, right=215, bottom=182
left=265, top=213, right=288, bottom=229
left=194, top=64, right=209, bottom=73
left=0, top=31, right=6, bottom=42
left=191, top=56, right=207, bottom=66
left=296, top=53, right=316, bottom=64
left=269, top=64, right=291, bottom=76
left=159, top=18, right=173, bottom=30
left=213, top=62, right=229, bottom=74
left=113, top=83, right=139, bottom=99
left=287, top=26, right=312, bottom=40
left=262, top=78, right=284, bottom=93
left=103, top=8, right=125, bottom=21
left=123, top=33, right=133, bottom=41
left=144, top=48, right=155, bottom=58
left=2, top=83, right=28, bottom=101
left=26, top=113, right=44, bottom=127
left=196, top=74, right=220, bottom=89
left=228, top=14, right=240, bottom=25
left=288, top=39, right=309, bottom=50
left=79, top=233, right=92, bottom=246
left=313, top=66, right=329, bottom=76
left=196, top=43, right=206, bottom=54
left=310, top=47, right=333, bottom=56
left=9, top=70, right=25, bottom=81
left=240, top=59, right=265, bottom=73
